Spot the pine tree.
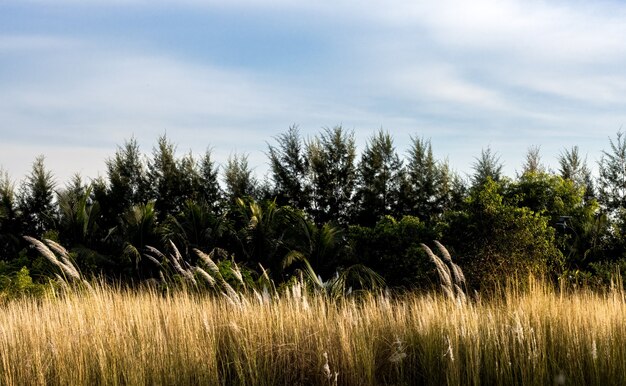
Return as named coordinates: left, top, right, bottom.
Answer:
left=307, top=126, right=356, bottom=225
left=472, top=147, right=503, bottom=187
left=18, top=156, right=57, bottom=237
left=223, top=153, right=258, bottom=202
left=521, top=145, right=545, bottom=175
left=105, top=138, right=148, bottom=216
left=267, top=125, right=311, bottom=211
left=558, top=146, right=594, bottom=202
left=598, top=131, right=626, bottom=214
left=354, top=130, right=403, bottom=225
left=147, top=135, right=182, bottom=218
left=0, top=169, right=20, bottom=256
left=198, top=149, right=222, bottom=211
left=404, top=137, right=439, bottom=221
left=435, top=159, right=466, bottom=214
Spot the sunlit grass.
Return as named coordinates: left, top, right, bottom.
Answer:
left=0, top=280, right=624, bottom=385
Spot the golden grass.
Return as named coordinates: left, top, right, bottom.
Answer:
left=0, top=280, right=625, bottom=385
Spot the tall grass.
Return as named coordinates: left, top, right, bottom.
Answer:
left=0, top=279, right=624, bottom=385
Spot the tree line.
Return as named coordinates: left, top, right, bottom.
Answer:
left=2, top=126, right=626, bottom=290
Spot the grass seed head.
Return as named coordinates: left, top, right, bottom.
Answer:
left=194, top=248, right=221, bottom=277
left=194, top=267, right=216, bottom=287
left=421, top=243, right=452, bottom=289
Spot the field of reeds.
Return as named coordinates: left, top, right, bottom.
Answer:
left=0, top=278, right=624, bottom=386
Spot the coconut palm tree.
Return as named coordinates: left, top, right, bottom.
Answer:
left=283, top=219, right=344, bottom=278
left=228, top=198, right=302, bottom=280
left=160, top=199, right=226, bottom=263
left=57, top=177, right=101, bottom=247
left=109, top=201, right=160, bottom=277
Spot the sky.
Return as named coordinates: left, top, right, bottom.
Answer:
left=1, top=0, right=626, bottom=186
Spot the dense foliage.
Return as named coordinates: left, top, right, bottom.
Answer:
left=1, top=128, right=625, bottom=290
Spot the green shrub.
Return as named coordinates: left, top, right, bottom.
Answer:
left=348, top=215, right=437, bottom=289
left=0, top=266, right=51, bottom=301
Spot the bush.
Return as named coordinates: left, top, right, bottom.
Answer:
left=445, top=178, right=564, bottom=289
left=348, top=215, right=437, bottom=289
left=0, top=266, right=51, bottom=301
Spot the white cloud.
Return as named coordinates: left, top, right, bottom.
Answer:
left=0, top=36, right=390, bottom=182
left=385, top=64, right=512, bottom=112
left=342, top=0, right=626, bottom=141
left=11, top=0, right=317, bottom=9
left=342, top=0, right=626, bottom=59
left=0, top=40, right=298, bottom=181
left=503, top=69, right=626, bottom=107
left=3, top=0, right=626, bottom=182
left=0, top=45, right=288, bottom=134
left=0, top=36, right=80, bottom=52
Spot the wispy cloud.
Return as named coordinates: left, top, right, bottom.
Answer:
left=0, top=35, right=80, bottom=52
left=1, top=0, right=626, bottom=182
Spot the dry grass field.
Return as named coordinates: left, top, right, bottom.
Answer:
left=0, top=278, right=624, bottom=385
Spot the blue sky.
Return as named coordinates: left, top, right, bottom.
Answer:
left=2, top=0, right=626, bottom=185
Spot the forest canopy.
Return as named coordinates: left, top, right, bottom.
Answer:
left=1, top=126, right=625, bottom=291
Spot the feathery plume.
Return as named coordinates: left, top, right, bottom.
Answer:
left=421, top=243, right=452, bottom=289
left=434, top=240, right=453, bottom=264
left=231, top=261, right=245, bottom=287
left=451, top=262, right=466, bottom=286
left=194, top=249, right=221, bottom=277
left=194, top=266, right=216, bottom=287
left=145, top=245, right=167, bottom=262
left=24, top=236, right=81, bottom=281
